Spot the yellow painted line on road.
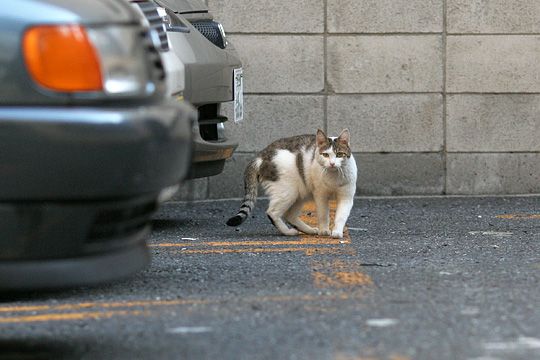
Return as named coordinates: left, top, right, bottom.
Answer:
left=0, top=291, right=366, bottom=324
left=175, top=247, right=354, bottom=256
left=151, top=237, right=350, bottom=248
left=0, top=292, right=359, bottom=313
left=0, top=299, right=210, bottom=314
left=0, top=203, right=372, bottom=325
left=160, top=201, right=355, bottom=256
left=496, top=214, right=540, bottom=219
left=150, top=201, right=350, bottom=254
left=153, top=201, right=372, bottom=291
left=296, top=203, right=374, bottom=290
left=311, top=259, right=373, bottom=289
left=0, top=310, right=146, bottom=324
left=312, top=269, right=373, bottom=288
left=313, top=271, right=373, bottom=288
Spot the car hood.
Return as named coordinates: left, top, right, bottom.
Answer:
left=5, top=0, right=137, bottom=25
left=154, top=0, right=208, bottom=13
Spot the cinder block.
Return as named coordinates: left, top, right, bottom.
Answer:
left=447, top=95, right=540, bottom=152
left=327, top=36, right=442, bottom=93
left=356, top=153, right=444, bottom=195
left=446, top=35, right=540, bottom=93
left=229, top=35, right=324, bottom=93
left=208, top=154, right=253, bottom=199
left=328, top=0, right=443, bottom=33
left=328, top=95, right=443, bottom=152
left=224, top=95, right=325, bottom=152
left=170, top=178, right=209, bottom=201
left=447, top=154, right=540, bottom=194
left=208, top=0, right=324, bottom=33
left=448, top=0, right=540, bottom=33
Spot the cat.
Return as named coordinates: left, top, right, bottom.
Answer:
left=227, top=129, right=357, bottom=239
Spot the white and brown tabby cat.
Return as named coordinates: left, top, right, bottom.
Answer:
left=227, top=129, right=357, bottom=239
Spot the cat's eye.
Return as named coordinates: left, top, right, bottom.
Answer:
left=320, top=153, right=330, bottom=158
left=336, top=152, right=347, bottom=158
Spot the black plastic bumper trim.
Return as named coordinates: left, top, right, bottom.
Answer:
left=0, top=243, right=150, bottom=291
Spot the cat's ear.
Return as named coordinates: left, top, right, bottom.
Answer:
left=337, top=129, right=350, bottom=146
left=316, top=129, right=327, bottom=147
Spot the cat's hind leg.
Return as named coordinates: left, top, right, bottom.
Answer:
left=285, top=200, right=318, bottom=235
left=266, top=196, right=299, bottom=236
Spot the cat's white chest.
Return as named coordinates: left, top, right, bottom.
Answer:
left=310, top=155, right=357, bottom=193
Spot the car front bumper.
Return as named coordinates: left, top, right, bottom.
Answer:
left=167, top=28, right=241, bottom=178
left=0, top=101, right=195, bottom=290
left=0, top=101, right=194, bottom=200
left=187, top=128, right=237, bottom=178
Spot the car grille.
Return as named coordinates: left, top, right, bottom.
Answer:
left=198, top=104, right=228, bottom=141
left=191, top=20, right=226, bottom=49
left=140, top=29, right=166, bottom=81
left=88, top=200, right=158, bottom=243
left=133, top=1, right=169, bottom=51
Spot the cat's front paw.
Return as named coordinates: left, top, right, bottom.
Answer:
left=303, top=226, right=319, bottom=235
left=318, top=228, right=331, bottom=236
left=331, top=230, right=343, bottom=239
left=281, top=228, right=299, bottom=236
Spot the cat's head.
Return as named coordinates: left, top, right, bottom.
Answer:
left=316, top=129, right=352, bottom=171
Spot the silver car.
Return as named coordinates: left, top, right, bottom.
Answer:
left=133, top=0, right=243, bottom=179
left=0, top=0, right=195, bottom=290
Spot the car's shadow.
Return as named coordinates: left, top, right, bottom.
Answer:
left=0, top=339, right=75, bottom=360
left=151, top=218, right=192, bottom=231
left=0, top=288, right=99, bottom=303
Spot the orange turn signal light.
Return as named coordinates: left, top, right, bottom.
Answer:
left=23, top=25, right=103, bottom=92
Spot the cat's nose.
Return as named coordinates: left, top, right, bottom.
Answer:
left=329, top=162, right=335, bottom=167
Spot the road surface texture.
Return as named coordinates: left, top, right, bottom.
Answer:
left=1, top=196, right=539, bottom=360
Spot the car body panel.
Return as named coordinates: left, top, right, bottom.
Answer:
left=2, top=0, right=137, bottom=25
left=0, top=102, right=194, bottom=200
left=154, top=0, right=208, bottom=13
left=167, top=25, right=240, bottom=105
left=162, top=50, right=186, bottom=95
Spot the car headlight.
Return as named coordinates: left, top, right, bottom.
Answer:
left=23, top=25, right=154, bottom=96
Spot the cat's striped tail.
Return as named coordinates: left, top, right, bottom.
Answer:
left=226, top=158, right=261, bottom=226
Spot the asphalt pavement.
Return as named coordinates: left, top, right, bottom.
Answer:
left=1, top=196, right=539, bottom=360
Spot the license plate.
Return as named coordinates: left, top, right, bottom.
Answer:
left=233, top=68, right=244, bottom=123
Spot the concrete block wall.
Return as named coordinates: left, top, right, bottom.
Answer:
left=177, top=0, right=540, bottom=199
